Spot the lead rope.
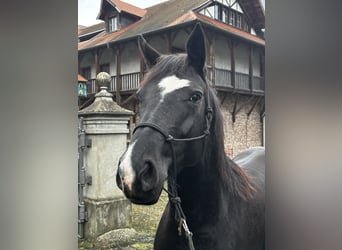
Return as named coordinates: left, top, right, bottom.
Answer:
left=163, top=139, right=195, bottom=250
left=163, top=105, right=212, bottom=250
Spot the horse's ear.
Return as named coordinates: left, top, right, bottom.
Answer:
left=138, top=35, right=161, bottom=68
left=186, top=23, right=206, bottom=77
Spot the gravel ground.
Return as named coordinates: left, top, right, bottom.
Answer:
left=79, top=192, right=168, bottom=250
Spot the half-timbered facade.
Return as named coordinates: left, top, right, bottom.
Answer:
left=78, top=0, right=265, bottom=156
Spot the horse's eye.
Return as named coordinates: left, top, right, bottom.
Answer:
left=189, top=92, right=202, bottom=103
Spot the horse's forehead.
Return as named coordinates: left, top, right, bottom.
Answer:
left=157, top=75, right=191, bottom=100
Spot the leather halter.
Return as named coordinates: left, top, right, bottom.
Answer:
left=133, top=82, right=213, bottom=250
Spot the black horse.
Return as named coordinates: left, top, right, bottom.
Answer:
left=116, top=24, right=265, bottom=250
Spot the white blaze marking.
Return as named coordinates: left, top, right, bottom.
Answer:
left=158, top=75, right=190, bottom=102
left=119, top=141, right=137, bottom=191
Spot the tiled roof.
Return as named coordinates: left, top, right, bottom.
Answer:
left=78, top=74, right=88, bottom=82
left=111, top=0, right=146, bottom=17
left=79, top=0, right=264, bottom=51
left=194, top=13, right=265, bottom=45
left=237, top=0, right=265, bottom=31
left=78, top=22, right=105, bottom=37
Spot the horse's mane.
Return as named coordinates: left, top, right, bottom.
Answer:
left=143, top=54, right=256, bottom=201
left=141, top=54, right=193, bottom=86
left=205, top=89, right=257, bottom=201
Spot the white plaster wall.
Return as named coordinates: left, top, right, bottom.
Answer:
left=100, top=48, right=117, bottom=75
left=172, top=29, right=188, bottom=51
left=215, top=35, right=231, bottom=70
left=235, top=43, right=249, bottom=74
left=99, top=48, right=113, bottom=64
left=80, top=52, right=96, bottom=78
left=252, top=48, right=261, bottom=77
left=121, top=42, right=140, bottom=74
left=149, top=36, right=168, bottom=54
left=110, top=56, right=117, bottom=76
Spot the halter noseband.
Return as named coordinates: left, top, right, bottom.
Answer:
left=132, top=83, right=213, bottom=250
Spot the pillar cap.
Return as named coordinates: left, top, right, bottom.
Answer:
left=78, top=72, right=134, bottom=116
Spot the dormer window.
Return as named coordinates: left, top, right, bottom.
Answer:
left=199, top=2, right=251, bottom=32
left=108, top=16, right=119, bottom=32
left=229, top=11, right=235, bottom=26
left=236, top=14, right=242, bottom=29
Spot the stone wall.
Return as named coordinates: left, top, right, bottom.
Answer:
left=217, top=92, right=263, bottom=157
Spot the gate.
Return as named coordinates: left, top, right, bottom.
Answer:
left=78, top=117, right=92, bottom=239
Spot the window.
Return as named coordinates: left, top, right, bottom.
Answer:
left=236, top=14, right=242, bottom=29
left=222, top=8, right=229, bottom=23
left=214, top=5, right=222, bottom=20
left=108, top=16, right=119, bottom=32
left=229, top=10, right=235, bottom=26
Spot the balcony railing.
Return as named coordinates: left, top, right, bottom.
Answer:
left=215, top=68, right=233, bottom=88
left=214, top=68, right=264, bottom=93
left=235, top=72, right=249, bottom=90
left=86, top=79, right=97, bottom=95
left=252, top=76, right=264, bottom=92
left=86, top=72, right=140, bottom=95
left=121, top=72, right=140, bottom=91
left=86, top=69, right=263, bottom=96
left=110, top=76, right=116, bottom=92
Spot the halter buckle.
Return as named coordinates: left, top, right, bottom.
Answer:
left=166, top=135, right=174, bottom=141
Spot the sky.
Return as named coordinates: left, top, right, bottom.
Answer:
left=78, top=0, right=168, bottom=26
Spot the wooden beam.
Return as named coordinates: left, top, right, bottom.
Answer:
left=94, top=49, right=100, bottom=93
left=259, top=97, right=265, bottom=122
left=166, top=32, right=172, bottom=54
left=220, top=92, right=229, bottom=106
left=170, top=30, right=178, bottom=44
left=204, top=29, right=216, bottom=84
left=78, top=54, right=85, bottom=74
left=139, top=44, right=144, bottom=85
left=95, top=49, right=100, bottom=75
left=115, top=46, right=121, bottom=105
left=230, top=93, right=239, bottom=123
left=121, top=93, right=137, bottom=106
left=249, top=45, right=253, bottom=92
left=228, top=40, right=236, bottom=88
left=209, top=36, right=216, bottom=84
left=247, top=96, right=261, bottom=117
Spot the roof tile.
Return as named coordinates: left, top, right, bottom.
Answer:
left=78, top=0, right=265, bottom=51
left=110, top=0, right=146, bottom=17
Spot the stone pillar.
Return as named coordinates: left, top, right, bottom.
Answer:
left=79, top=72, right=134, bottom=239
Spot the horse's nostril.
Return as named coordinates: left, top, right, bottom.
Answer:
left=141, top=162, right=153, bottom=177
left=139, top=161, right=157, bottom=192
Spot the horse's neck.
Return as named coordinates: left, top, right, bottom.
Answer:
left=177, top=161, right=229, bottom=217
left=176, top=156, right=253, bottom=221
left=176, top=169, right=217, bottom=226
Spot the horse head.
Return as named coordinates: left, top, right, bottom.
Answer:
left=116, top=24, right=212, bottom=205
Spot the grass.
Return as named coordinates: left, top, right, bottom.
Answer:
left=131, top=192, right=168, bottom=237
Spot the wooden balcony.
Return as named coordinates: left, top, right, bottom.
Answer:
left=86, top=72, right=140, bottom=95
left=86, top=69, right=264, bottom=96
left=215, top=68, right=264, bottom=94
left=121, top=72, right=140, bottom=91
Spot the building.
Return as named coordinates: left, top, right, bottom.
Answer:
left=78, top=0, right=265, bottom=156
